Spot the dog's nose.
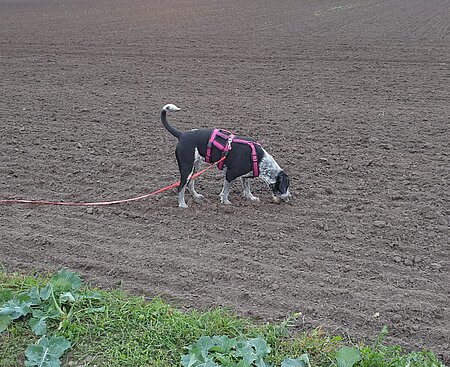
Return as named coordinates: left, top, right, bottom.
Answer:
left=280, top=191, right=291, bottom=202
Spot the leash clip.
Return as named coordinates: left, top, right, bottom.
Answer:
left=227, top=134, right=234, bottom=150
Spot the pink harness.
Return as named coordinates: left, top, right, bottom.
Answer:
left=205, top=129, right=259, bottom=177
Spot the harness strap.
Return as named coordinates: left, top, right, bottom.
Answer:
left=205, top=129, right=218, bottom=164
left=250, top=142, right=259, bottom=178
left=206, top=129, right=231, bottom=163
left=233, top=138, right=259, bottom=177
left=205, top=129, right=260, bottom=177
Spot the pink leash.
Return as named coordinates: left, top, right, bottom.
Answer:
left=0, top=157, right=225, bottom=207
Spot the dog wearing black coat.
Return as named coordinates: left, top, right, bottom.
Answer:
left=160, top=104, right=290, bottom=208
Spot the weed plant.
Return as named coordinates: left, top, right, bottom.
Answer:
left=0, top=270, right=446, bottom=367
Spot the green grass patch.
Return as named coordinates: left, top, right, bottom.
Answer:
left=0, top=270, right=446, bottom=367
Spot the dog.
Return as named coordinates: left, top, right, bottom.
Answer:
left=160, top=103, right=290, bottom=208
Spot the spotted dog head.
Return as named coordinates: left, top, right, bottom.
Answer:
left=270, top=171, right=291, bottom=203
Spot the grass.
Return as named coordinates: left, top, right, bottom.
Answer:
left=0, top=270, right=446, bottom=367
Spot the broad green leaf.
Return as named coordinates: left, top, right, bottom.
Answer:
left=250, top=337, right=271, bottom=358
left=255, top=357, right=273, bottom=367
left=181, top=351, right=213, bottom=367
left=236, top=360, right=253, bottom=367
left=336, top=347, right=361, bottom=367
left=183, top=335, right=274, bottom=367
left=0, top=314, right=13, bottom=333
left=212, top=335, right=237, bottom=353
left=32, top=309, right=47, bottom=319
left=40, top=285, right=52, bottom=301
left=26, top=287, right=42, bottom=305
left=25, top=336, right=71, bottom=367
left=59, top=291, right=76, bottom=304
left=187, top=346, right=206, bottom=364
left=25, top=344, right=48, bottom=367
left=29, top=317, right=47, bottom=336
left=234, top=340, right=249, bottom=356
left=0, top=299, right=31, bottom=319
left=37, top=302, right=61, bottom=319
left=237, top=344, right=256, bottom=365
left=282, top=355, right=311, bottom=367
left=47, top=336, right=71, bottom=357
left=215, top=353, right=234, bottom=366
left=50, top=269, right=82, bottom=293
left=199, top=361, right=219, bottom=367
left=193, top=336, right=217, bottom=360
left=196, top=336, right=217, bottom=351
left=182, top=353, right=205, bottom=367
left=180, top=353, right=192, bottom=367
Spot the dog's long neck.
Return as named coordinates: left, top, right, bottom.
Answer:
left=259, top=149, right=282, bottom=184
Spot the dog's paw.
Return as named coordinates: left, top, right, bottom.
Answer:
left=272, top=196, right=282, bottom=204
left=247, top=196, right=260, bottom=202
left=220, top=198, right=232, bottom=205
left=178, top=203, right=189, bottom=208
left=193, top=193, right=204, bottom=201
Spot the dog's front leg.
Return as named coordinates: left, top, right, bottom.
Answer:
left=241, top=177, right=260, bottom=202
left=220, top=179, right=232, bottom=205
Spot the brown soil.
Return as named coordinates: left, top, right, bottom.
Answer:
left=1, top=0, right=449, bottom=362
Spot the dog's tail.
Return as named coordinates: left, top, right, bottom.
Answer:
left=161, top=104, right=182, bottom=140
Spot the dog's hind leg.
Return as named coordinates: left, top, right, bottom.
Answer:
left=178, top=172, right=191, bottom=208
left=178, top=188, right=188, bottom=208
left=187, top=151, right=204, bottom=201
left=188, top=179, right=204, bottom=201
left=241, top=177, right=260, bottom=202
left=176, top=148, right=195, bottom=208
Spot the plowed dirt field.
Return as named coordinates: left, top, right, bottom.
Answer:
left=1, top=0, right=449, bottom=362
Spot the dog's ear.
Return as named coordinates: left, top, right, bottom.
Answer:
left=276, top=171, right=290, bottom=193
